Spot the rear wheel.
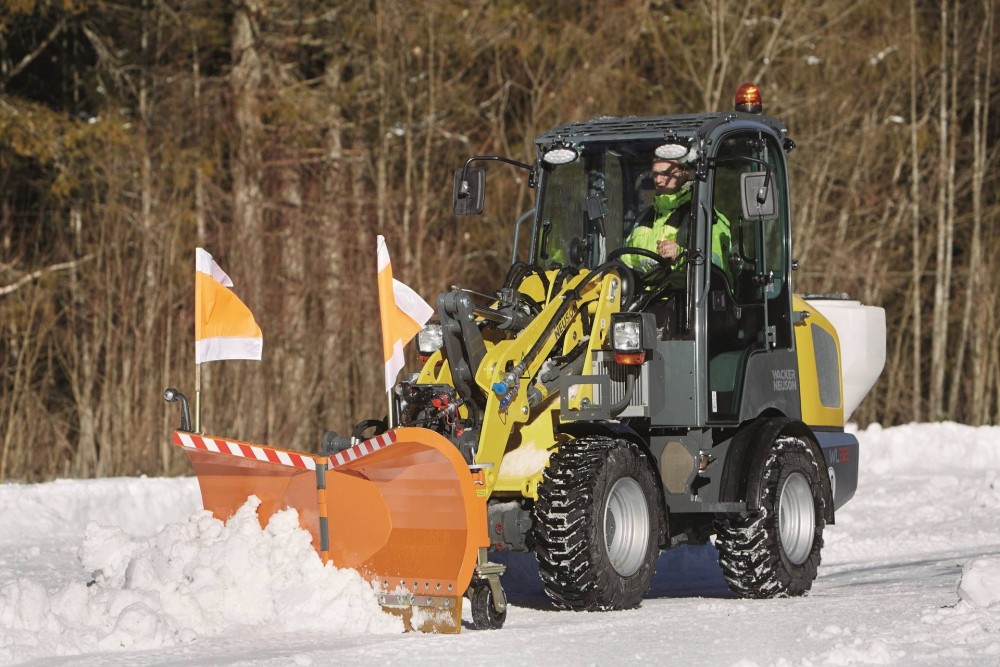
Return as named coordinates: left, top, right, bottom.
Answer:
left=715, top=435, right=825, bottom=598
left=532, top=436, right=662, bottom=610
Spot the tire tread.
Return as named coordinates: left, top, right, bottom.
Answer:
left=715, top=435, right=826, bottom=599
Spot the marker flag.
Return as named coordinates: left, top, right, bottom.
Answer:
left=195, top=247, right=263, bottom=364
left=377, top=235, right=434, bottom=391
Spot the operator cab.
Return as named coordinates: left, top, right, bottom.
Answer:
left=527, top=107, right=796, bottom=425
left=451, top=84, right=798, bottom=427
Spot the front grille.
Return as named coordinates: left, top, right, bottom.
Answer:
left=592, top=351, right=647, bottom=417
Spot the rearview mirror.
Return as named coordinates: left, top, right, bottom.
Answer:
left=740, top=171, right=777, bottom=220
left=453, top=167, right=485, bottom=216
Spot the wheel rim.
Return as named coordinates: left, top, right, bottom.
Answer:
left=778, top=471, right=816, bottom=565
left=603, top=477, right=650, bottom=577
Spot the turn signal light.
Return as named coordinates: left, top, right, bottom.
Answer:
left=614, top=351, right=646, bottom=366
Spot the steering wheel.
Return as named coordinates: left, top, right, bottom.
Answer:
left=607, top=246, right=674, bottom=272
left=608, top=246, right=684, bottom=285
left=607, top=246, right=687, bottom=309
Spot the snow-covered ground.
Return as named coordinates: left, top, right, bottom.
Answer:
left=2, top=422, right=999, bottom=666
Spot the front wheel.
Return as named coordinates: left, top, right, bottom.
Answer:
left=715, top=435, right=826, bottom=598
left=532, top=436, right=663, bottom=610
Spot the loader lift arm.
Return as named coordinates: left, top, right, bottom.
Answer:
left=407, top=260, right=631, bottom=483
left=435, top=264, right=551, bottom=411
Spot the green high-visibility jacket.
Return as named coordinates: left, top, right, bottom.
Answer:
left=624, top=188, right=733, bottom=282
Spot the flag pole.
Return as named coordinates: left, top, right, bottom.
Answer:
left=194, top=362, right=202, bottom=433
left=194, top=249, right=202, bottom=434
left=386, top=389, right=396, bottom=429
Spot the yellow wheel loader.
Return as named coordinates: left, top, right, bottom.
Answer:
left=166, top=84, right=885, bottom=631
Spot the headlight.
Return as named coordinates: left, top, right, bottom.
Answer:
left=612, top=320, right=642, bottom=352
left=416, top=322, right=443, bottom=357
left=610, top=313, right=656, bottom=365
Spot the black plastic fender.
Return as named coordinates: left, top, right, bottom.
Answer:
left=718, top=417, right=835, bottom=524
left=558, top=420, right=644, bottom=445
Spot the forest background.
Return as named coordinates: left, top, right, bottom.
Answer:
left=0, top=0, right=997, bottom=481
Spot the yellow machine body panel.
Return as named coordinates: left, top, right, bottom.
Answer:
left=492, top=405, right=567, bottom=499
left=793, top=295, right=845, bottom=428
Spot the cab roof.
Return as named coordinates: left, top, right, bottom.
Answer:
left=534, top=112, right=787, bottom=148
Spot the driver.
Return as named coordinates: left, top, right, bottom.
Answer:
left=625, top=155, right=733, bottom=282
left=624, top=156, right=692, bottom=266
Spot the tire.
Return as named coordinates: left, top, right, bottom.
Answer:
left=715, top=435, right=826, bottom=598
left=469, top=581, right=506, bottom=630
left=532, top=436, right=662, bottom=610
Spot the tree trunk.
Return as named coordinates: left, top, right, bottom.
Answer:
left=929, top=0, right=955, bottom=419
left=230, top=0, right=266, bottom=437
left=908, top=0, right=924, bottom=422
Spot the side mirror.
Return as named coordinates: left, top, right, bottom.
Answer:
left=740, top=171, right=777, bottom=220
left=453, top=167, right=485, bottom=215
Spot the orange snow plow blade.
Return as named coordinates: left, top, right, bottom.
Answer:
left=173, top=426, right=488, bottom=633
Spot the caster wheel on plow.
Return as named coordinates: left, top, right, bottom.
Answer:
left=469, top=581, right=507, bottom=630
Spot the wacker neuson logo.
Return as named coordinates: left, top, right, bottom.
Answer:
left=772, top=369, right=797, bottom=392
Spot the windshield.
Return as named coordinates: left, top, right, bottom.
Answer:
left=533, top=146, right=663, bottom=270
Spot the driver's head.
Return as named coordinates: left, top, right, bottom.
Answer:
left=651, top=158, right=690, bottom=195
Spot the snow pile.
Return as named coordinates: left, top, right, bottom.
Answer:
left=0, top=476, right=201, bottom=543
left=0, top=497, right=400, bottom=663
left=957, top=557, right=1000, bottom=608
left=830, top=423, right=1000, bottom=565
left=844, top=422, right=1000, bottom=661
left=916, top=556, right=1000, bottom=661
left=855, top=421, right=1000, bottom=474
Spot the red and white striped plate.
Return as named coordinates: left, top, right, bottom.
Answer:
left=173, top=432, right=317, bottom=470
left=172, top=430, right=399, bottom=471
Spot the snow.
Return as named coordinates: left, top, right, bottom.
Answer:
left=2, top=422, right=999, bottom=665
left=958, top=558, right=1000, bottom=608
left=496, top=439, right=553, bottom=478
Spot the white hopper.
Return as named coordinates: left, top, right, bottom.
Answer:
left=804, top=297, right=886, bottom=421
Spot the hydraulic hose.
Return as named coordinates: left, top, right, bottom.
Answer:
left=607, top=368, right=637, bottom=417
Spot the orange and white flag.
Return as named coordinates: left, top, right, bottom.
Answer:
left=377, top=235, right=434, bottom=391
left=195, top=247, right=263, bottom=364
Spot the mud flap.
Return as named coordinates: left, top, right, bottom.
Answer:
left=173, top=426, right=488, bottom=633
